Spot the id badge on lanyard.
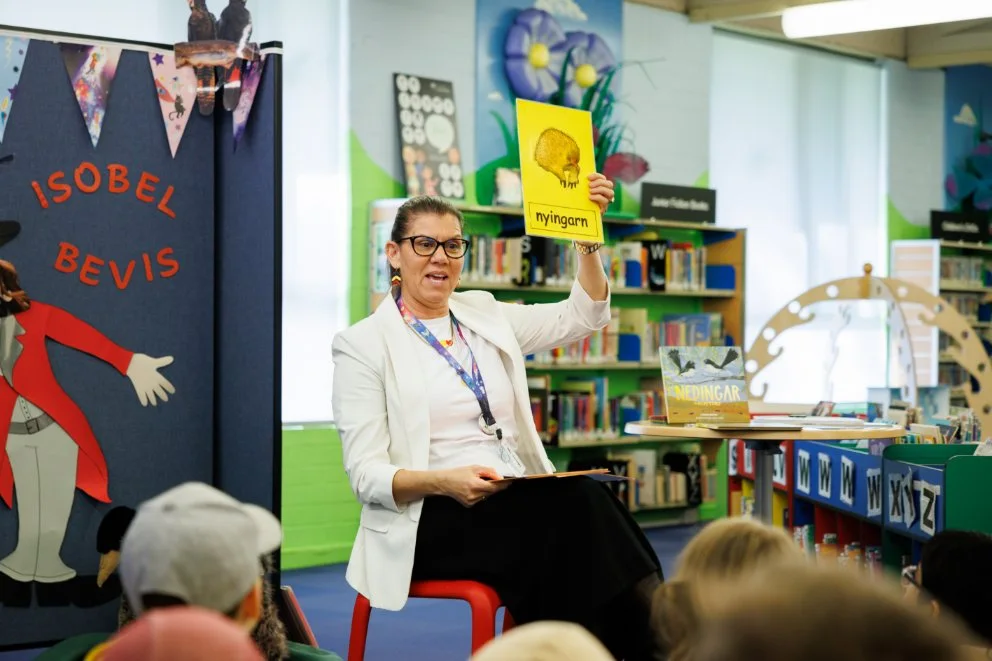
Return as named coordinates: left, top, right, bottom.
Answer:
left=397, top=297, right=525, bottom=472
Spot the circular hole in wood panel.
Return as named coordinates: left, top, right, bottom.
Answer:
left=762, top=327, right=776, bottom=341
left=745, top=360, right=758, bottom=373
left=826, top=285, right=839, bottom=298
left=897, top=286, right=908, bottom=298
left=788, top=301, right=801, bottom=314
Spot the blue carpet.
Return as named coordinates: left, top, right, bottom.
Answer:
left=0, top=525, right=701, bottom=660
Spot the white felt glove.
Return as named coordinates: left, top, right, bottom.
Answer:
left=126, top=354, right=176, bottom=407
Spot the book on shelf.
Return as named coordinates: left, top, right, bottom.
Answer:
left=566, top=447, right=713, bottom=512
left=940, top=255, right=986, bottom=289
left=460, top=234, right=733, bottom=292
left=523, top=307, right=726, bottom=366
left=528, top=374, right=664, bottom=446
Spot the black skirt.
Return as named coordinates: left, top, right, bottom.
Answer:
left=411, top=476, right=663, bottom=627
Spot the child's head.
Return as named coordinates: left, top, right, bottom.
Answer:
left=651, top=518, right=806, bottom=661
left=916, top=529, right=992, bottom=645
left=695, top=564, right=971, bottom=661
left=673, top=516, right=804, bottom=582
left=470, top=622, right=613, bottom=661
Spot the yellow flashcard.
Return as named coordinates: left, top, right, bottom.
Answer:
left=515, top=99, right=604, bottom=243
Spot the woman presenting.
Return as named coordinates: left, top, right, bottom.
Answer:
left=332, top=174, right=662, bottom=660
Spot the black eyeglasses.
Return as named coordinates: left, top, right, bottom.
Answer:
left=399, top=235, right=470, bottom=259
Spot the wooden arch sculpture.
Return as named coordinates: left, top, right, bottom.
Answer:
left=745, top=264, right=992, bottom=438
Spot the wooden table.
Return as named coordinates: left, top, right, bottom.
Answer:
left=623, top=421, right=907, bottom=523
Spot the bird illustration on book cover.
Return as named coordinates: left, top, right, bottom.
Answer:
left=660, top=346, right=749, bottom=424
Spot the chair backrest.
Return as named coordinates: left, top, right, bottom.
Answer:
left=275, top=585, right=319, bottom=648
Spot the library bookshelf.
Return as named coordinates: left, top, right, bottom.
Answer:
left=890, top=239, right=992, bottom=403
left=731, top=439, right=992, bottom=570
left=368, top=198, right=747, bottom=528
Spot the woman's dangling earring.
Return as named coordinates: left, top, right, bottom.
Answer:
left=391, top=273, right=402, bottom=287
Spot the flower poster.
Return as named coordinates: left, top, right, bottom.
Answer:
left=474, top=0, right=635, bottom=207
left=516, top=98, right=603, bottom=243
left=944, top=66, right=992, bottom=214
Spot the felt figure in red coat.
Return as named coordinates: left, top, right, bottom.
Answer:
left=0, top=239, right=174, bottom=585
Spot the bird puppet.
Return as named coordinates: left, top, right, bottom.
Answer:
left=187, top=0, right=219, bottom=115
left=217, top=0, right=254, bottom=111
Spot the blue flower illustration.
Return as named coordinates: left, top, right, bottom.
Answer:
left=946, top=142, right=992, bottom=211
left=503, top=9, right=567, bottom=102
left=557, top=31, right=617, bottom=108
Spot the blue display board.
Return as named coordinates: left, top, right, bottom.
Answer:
left=881, top=458, right=945, bottom=542
left=793, top=441, right=884, bottom=524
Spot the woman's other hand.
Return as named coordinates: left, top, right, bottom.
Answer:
left=438, top=465, right=509, bottom=507
left=587, top=173, right=615, bottom=215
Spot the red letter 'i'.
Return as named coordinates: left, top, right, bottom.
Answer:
left=31, top=181, right=49, bottom=209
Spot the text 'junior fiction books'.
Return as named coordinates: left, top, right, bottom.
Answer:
left=660, top=346, right=750, bottom=424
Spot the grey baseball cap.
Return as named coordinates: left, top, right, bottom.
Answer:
left=119, top=482, right=283, bottom=617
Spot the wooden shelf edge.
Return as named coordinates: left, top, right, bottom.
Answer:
left=526, top=361, right=661, bottom=371
left=939, top=240, right=992, bottom=254
left=459, top=281, right=735, bottom=298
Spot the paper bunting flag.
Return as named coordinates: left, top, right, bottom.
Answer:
left=60, top=43, right=122, bottom=148
left=232, top=55, right=266, bottom=149
left=149, top=51, right=197, bottom=158
left=0, top=37, right=30, bottom=144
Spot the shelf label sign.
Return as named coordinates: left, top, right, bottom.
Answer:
left=728, top=439, right=739, bottom=476
left=866, top=468, right=882, bottom=517
left=773, top=447, right=786, bottom=486
left=796, top=449, right=811, bottom=495
left=901, top=472, right=917, bottom=527
left=743, top=447, right=753, bottom=475
left=919, top=480, right=938, bottom=537
left=817, top=452, right=832, bottom=499
left=888, top=472, right=903, bottom=523
left=839, top=455, right=855, bottom=506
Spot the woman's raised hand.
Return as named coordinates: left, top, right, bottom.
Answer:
left=587, top=173, right=615, bottom=215
left=438, top=465, right=508, bottom=507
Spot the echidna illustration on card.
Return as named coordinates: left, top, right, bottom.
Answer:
left=534, top=128, right=581, bottom=189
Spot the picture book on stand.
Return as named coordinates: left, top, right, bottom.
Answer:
left=660, top=346, right=750, bottom=424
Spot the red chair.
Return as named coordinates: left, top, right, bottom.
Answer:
left=276, top=585, right=320, bottom=648
left=347, top=580, right=516, bottom=661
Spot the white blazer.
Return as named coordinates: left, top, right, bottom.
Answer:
left=330, top=279, right=611, bottom=611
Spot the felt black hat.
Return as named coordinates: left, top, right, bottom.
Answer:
left=0, top=221, right=20, bottom=249
left=0, top=153, right=20, bottom=249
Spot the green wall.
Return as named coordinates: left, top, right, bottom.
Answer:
left=281, top=426, right=359, bottom=569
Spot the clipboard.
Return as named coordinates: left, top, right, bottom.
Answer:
left=489, top=468, right=631, bottom=485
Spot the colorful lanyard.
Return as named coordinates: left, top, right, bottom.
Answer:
left=396, top=296, right=502, bottom=440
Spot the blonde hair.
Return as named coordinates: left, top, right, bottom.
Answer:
left=652, top=517, right=806, bottom=661
left=695, top=563, right=972, bottom=661
left=470, top=622, right=613, bottom=661
left=673, top=516, right=803, bottom=582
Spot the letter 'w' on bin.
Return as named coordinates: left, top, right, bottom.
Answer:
left=515, top=98, right=605, bottom=244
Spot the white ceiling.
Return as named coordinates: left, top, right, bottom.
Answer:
left=630, top=0, right=992, bottom=67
